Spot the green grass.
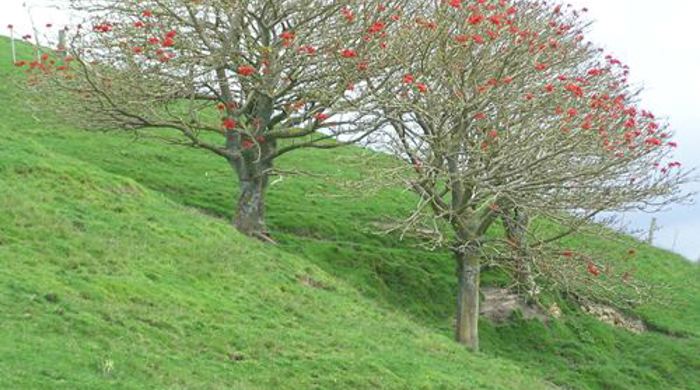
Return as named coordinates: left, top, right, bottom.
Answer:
left=2, top=36, right=700, bottom=389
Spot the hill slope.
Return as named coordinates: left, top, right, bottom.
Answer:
left=0, top=136, right=550, bottom=389
left=1, top=36, right=699, bottom=389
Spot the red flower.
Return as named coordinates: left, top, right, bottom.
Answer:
left=162, top=37, right=175, bottom=47
left=148, top=37, right=160, bottom=45
left=341, top=48, right=357, bottom=58
left=544, top=84, right=555, bottom=93
left=237, top=65, right=256, bottom=76
left=448, top=0, right=462, bottom=8
left=454, top=34, right=470, bottom=43
left=341, top=7, right=355, bottom=23
left=314, top=112, right=330, bottom=122
left=93, top=23, right=112, bottom=33
left=142, top=10, right=154, bottom=18
left=645, top=137, right=662, bottom=146
left=133, top=21, right=145, bottom=28
left=298, top=45, right=317, bottom=55
left=468, top=14, right=484, bottom=25
left=216, top=103, right=226, bottom=111
left=562, top=250, right=574, bottom=257
left=368, top=21, right=386, bottom=34
left=668, top=141, right=678, bottom=148
left=474, top=112, right=487, bottom=121
left=403, top=73, right=414, bottom=84
left=222, top=118, right=236, bottom=130
left=472, top=34, right=485, bottom=44
left=587, top=263, right=601, bottom=277
left=280, top=30, right=295, bottom=46
left=132, top=46, right=143, bottom=54
left=165, top=30, right=177, bottom=39
left=565, top=83, right=584, bottom=98
left=416, top=83, right=428, bottom=93
left=14, top=60, right=26, bottom=67
left=241, top=139, right=255, bottom=149
left=488, top=15, right=503, bottom=26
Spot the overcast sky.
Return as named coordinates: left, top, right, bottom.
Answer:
left=2, top=1, right=699, bottom=260
left=565, top=0, right=700, bottom=260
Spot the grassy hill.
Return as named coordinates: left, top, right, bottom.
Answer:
left=1, top=36, right=699, bottom=389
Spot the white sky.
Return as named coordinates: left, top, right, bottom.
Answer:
left=567, top=0, right=700, bottom=260
left=2, top=0, right=699, bottom=260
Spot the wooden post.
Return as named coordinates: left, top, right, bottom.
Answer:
left=10, top=27, right=17, bottom=63
left=647, top=218, right=657, bottom=245
left=57, top=29, right=67, bottom=58
left=33, top=26, right=41, bottom=62
left=671, top=229, right=679, bottom=252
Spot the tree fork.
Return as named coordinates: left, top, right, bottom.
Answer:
left=502, top=208, right=538, bottom=297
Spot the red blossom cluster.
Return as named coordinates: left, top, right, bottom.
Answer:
left=431, top=0, right=679, bottom=171
left=14, top=51, right=74, bottom=79
left=587, top=262, right=601, bottom=277
left=314, top=112, right=330, bottom=122
left=93, top=23, right=113, bottom=33
left=401, top=73, right=428, bottom=93
left=237, top=65, right=256, bottom=77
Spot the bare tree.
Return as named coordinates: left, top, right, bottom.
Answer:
left=367, top=0, right=688, bottom=351
left=19, top=0, right=406, bottom=239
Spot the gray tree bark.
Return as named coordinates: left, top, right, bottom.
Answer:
left=454, top=246, right=481, bottom=352
left=502, top=208, right=537, bottom=296
left=228, top=142, right=273, bottom=240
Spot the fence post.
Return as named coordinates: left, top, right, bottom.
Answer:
left=647, top=218, right=657, bottom=245
left=57, top=29, right=67, bottom=58
left=9, top=26, right=16, bottom=63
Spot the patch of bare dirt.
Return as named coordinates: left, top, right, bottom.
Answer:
left=582, top=303, right=647, bottom=333
left=480, top=287, right=548, bottom=323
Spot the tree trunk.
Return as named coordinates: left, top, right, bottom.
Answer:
left=454, top=247, right=481, bottom=352
left=229, top=151, right=272, bottom=240
left=234, top=174, right=268, bottom=237
left=502, top=208, right=537, bottom=297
